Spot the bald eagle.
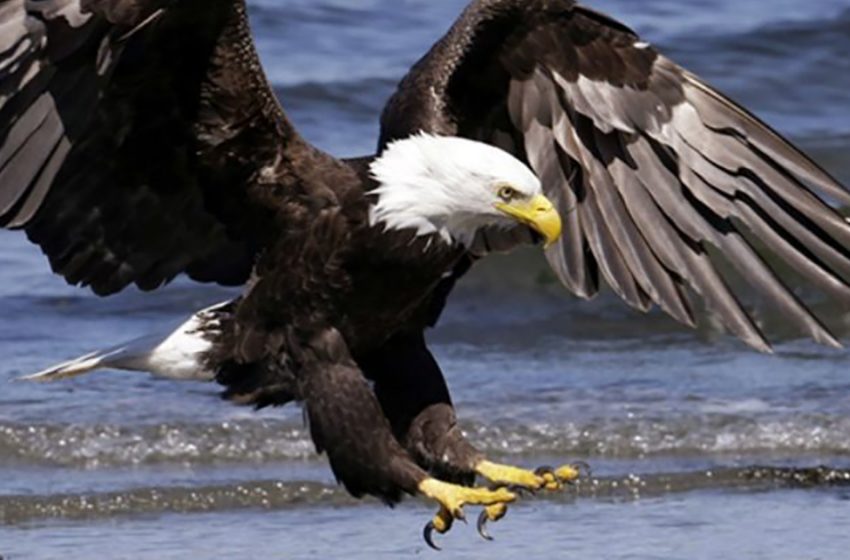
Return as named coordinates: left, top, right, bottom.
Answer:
left=3, top=0, right=850, bottom=548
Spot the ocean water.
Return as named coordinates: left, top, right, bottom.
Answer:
left=3, top=1, right=850, bottom=558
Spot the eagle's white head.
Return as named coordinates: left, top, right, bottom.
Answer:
left=369, top=133, right=562, bottom=247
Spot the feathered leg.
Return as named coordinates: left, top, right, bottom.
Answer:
left=362, top=331, right=584, bottom=540
left=361, top=331, right=481, bottom=483
left=300, top=329, right=514, bottom=547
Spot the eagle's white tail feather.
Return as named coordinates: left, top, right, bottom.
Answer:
left=22, top=348, right=130, bottom=382
left=20, top=302, right=231, bottom=383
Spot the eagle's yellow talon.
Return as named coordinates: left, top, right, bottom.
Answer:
left=419, top=478, right=516, bottom=549
left=423, top=506, right=455, bottom=550
left=543, top=479, right=562, bottom=491
left=477, top=502, right=509, bottom=541
left=433, top=506, right=454, bottom=533
left=484, top=502, right=508, bottom=522
left=476, top=460, right=588, bottom=492
left=537, top=469, right=562, bottom=490
left=476, top=460, right=546, bottom=490
left=418, top=463, right=586, bottom=548
left=555, top=464, right=582, bottom=484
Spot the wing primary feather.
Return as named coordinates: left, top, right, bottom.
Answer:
left=583, top=185, right=652, bottom=311
left=681, top=74, right=850, bottom=206
left=733, top=194, right=850, bottom=301
left=672, top=139, right=850, bottom=291
left=679, top=237, right=773, bottom=353
left=681, top=171, right=844, bottom=344
left=626, top=135, right=774, bottom=350
left=5, top=136, right=70, bottom=229
left=665, top=105, right=850, bottom=255
left=602, top=143, right=696, bottom=327
left=0, top=94, right=62, bottom=218
left=587, top=124, right=672, bottom=298
left=519, top=76, right=597, bottom=298
left=633, top=140, right=773, bottom=348
left=710, top=227, right=841, bottom=349
left=526, top=122, right=598, bottom=298
left=559, top=116, right=650, bottom=311
left=563, top=113, right=708, bottom=316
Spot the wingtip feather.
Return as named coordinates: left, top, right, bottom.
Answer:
left=18, top=351, right=104, bottom=383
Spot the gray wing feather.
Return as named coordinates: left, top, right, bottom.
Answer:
left=380, top=0, right=850, bottom=350
left=543, top=52, right=850, bottom=348
left=0, top=0, right=304, bottom=295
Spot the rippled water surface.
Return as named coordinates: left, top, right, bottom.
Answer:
left=3, top=0, right=850, bottom=558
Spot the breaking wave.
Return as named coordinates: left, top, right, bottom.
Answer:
left=3, top=414, right=849, bottom=469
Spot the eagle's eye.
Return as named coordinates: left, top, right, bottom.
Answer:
left=497, top=185, right=518, bottom=202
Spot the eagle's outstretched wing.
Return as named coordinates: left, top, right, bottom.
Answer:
left=0, top=0, right=323, bottom=295
left=380, top=0, right=850, bottom=351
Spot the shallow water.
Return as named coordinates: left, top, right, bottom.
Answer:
left=3, top=0, right=850, bottom=558
left=4, top=486, right=850, bottom=560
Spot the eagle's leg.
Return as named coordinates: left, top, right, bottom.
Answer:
left=301, top=329, right=515, bottom=547
left=363, top=331, right=587, bottom=539
left=362, top=331, right=483, bottom=483
left=364, top=331, right=586, bottom=489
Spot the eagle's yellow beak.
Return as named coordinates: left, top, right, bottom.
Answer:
left=496, top=194, right=562, bottom=247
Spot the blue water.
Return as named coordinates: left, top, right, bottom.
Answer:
left=3, top=1, right=850, bottom=558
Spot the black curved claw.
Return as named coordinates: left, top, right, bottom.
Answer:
left=477, top=510, right=494, bottom=541
left=423, top=521, right=441, bottom=551
left=572, top=461, right=593, bottom=480
left=534, top=465, right=556, bottom=477
left=507, top=484, right=536, bottom=497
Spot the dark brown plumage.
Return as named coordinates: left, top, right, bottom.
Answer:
left=3, top=0, right=850, bottom=541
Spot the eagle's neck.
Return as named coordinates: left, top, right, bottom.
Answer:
left=367, top=189, right=485, bottom=248
left=366, top=136, right=498, bottom=248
